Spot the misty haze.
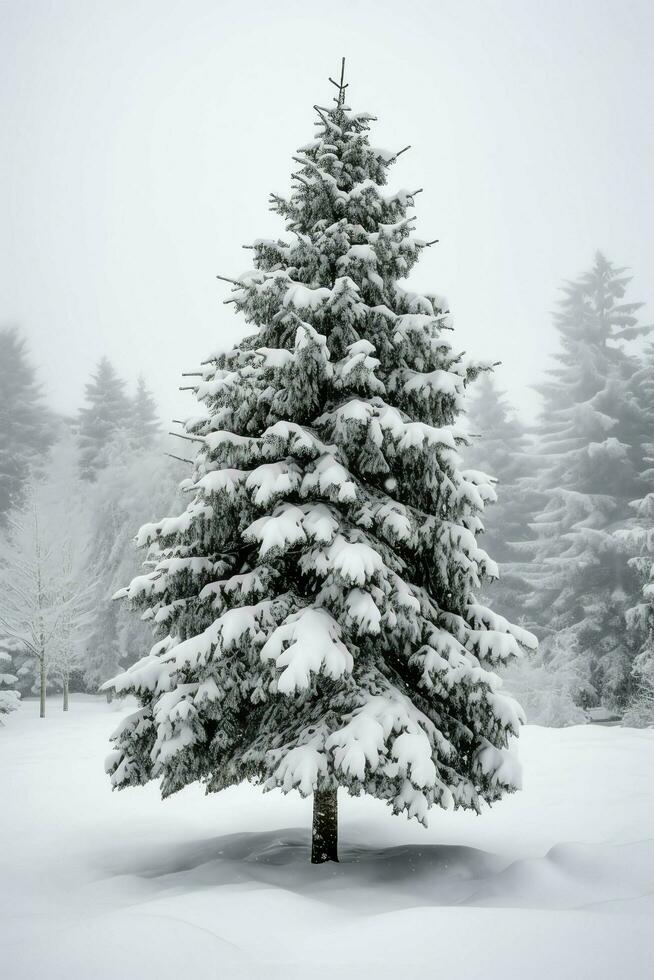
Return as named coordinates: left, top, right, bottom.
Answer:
left=1, top=3, right=653, bottom=979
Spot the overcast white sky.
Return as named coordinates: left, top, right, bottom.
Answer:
left=1, top=0, right=653, bottom=423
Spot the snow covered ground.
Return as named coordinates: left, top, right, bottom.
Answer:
left=1, top=696, right=652, bottom=980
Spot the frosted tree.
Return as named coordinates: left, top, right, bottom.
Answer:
left=83, top=449, right=132, bottom=695
left=1, top=512, right=91, bottom=715
left=85, top=601, right=121, bottom=699
left=0, top=495, right=61, bottom=718
left=0, top=327, right=51, bottom=526
left=0, top=430, right=93, bottom=714
left=0, top=643, right=20, bottom=721
left=614, top=344, right=654, bottom=724
left=105, top=64, right=536, bottom=863
left=77, top=357, right=130, bottom=480
left=523, top=254, right=649, bottom=711
left=615, top=491, right=654, bottom=724
left=51, top=542, right=95, bottom=711
left=83, top=435, right=183, bottom=694
left=464, top=373, right=535, bottom=626
left=130, top=376, right=160, bottom=448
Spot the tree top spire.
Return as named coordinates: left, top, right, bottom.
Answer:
left=328, top=57, right=348, bottom=108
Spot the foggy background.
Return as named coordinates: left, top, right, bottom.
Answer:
left=2, top=0, right=653, bottom=422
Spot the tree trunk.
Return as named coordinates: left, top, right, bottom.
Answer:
left=105, top=689, right=113, bottom=704
left=63, top=677, right=69, bottom=712
left=311, top=788, right=338, bottom=864
left=39, top=660, right=46, bottom=719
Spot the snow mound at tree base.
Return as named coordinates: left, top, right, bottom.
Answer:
left=1, top=697, right=652, bottom=980
left=95, top=826, right=654, bottom=914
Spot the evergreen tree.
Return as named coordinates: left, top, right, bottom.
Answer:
left=464, top=373, right=534, bottom=626
left=105, top=67, right=536, bottom=863
left=615, top=489, right=654, bottom=725
left=0, top=327, right=51, bottom=526
left=522, top=253, right=649, bottom=711
left=77, top=357, right=130, bottom=480
left=130, top=375, right=160, bottom=448
left=614, top=344, right=654, bottom=725
left=0, top=643, right=20, bottom=721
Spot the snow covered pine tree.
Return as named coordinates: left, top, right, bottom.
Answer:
left=104, top=63, right=536, bottom=863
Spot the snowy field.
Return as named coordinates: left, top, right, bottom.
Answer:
left=1, top=697, right=653, bottom=980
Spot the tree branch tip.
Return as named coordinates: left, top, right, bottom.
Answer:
left=165, top=452, right=194, bottom=465
left=168, top=431, right=204, bottom=444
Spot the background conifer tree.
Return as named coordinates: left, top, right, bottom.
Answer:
left=0, top=327, right=51, bottom=526
left=522, top=254, right=649, bottom=711
left=0, top=642, right=20, bottom=720
left=614, top=343, right=654, bottom=724
left=105, top=65, right=536, bottom=863
left=615, top=486, right=654, bottom=725
left=130, top=375, right=159, bottom=448
left=464, top=373, right=534, bottom=626
left=77, top=357, right=130, bottom=480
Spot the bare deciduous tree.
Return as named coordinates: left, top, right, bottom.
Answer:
left=0, top=488, right=93, bottom=716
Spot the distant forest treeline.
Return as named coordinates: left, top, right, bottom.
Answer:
left=465, top=254, right=654, bottom=726
left=0, top=335, right=183, bottom=717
